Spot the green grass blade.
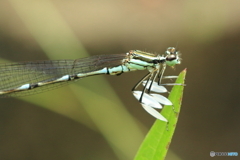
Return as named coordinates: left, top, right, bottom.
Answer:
left=134, top=68, right=187, bottom=160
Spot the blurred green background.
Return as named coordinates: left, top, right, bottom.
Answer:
left=0, top=0, right=239, bottom=160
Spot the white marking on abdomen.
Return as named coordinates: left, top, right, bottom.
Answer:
left=38, top=75, right=70, bottom=86
left=17, top=84, right=31, bottom=91
left=77, top=67, right=108, bottom=78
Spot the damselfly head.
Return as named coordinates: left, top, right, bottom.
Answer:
left=165, top=47, right=181, bottom=66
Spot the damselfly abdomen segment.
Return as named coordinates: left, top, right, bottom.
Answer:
left=0, top=47, right=181, bottom=121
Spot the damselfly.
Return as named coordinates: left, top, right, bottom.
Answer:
left=0, top=47, right=181, bottom=121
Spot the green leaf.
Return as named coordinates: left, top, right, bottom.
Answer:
left=134, top=68, right=187, bottom=160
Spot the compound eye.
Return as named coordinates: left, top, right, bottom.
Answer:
left=166, top=54, right=176, bottom=61
left=166, top=47, right=176, bottom=55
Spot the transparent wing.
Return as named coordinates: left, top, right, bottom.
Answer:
left=0, top=54, right=126, bottom=97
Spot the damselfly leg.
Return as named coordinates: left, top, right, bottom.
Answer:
left=132, top=60, right=181, bottom=122
left=132, top=80, right=178, bottom=121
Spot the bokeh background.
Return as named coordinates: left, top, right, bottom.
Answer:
left=0, top=0, right=240, bottom=160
